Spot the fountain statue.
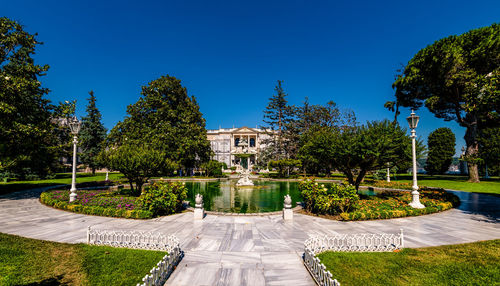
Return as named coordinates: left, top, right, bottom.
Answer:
left=231, top=138, right=255, bottom=186
left=236, top=168, right=254, bottom=186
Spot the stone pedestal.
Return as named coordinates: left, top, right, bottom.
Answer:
left=194, top=208, right=204, bottom=220
left=194, top=193, right=204, bottom=220
left=283, top=194, right=293, bottom=220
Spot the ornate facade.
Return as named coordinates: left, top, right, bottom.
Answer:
left=207, top=127, right=272, bottom=169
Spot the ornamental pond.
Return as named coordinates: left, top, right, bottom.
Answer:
left=184, top=180, right=380, bottom=213
left=185, top=180, right=303, bottom=213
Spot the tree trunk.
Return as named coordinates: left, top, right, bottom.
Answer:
left=344, top=170, right=355, bottom=187
left=136, top=181, right=144, bottom=195
left=92, top=168, right=95, bottom=175
left=129, top=179, right=135, bottom=194
left=464, top=125, right=480, bottom=183
left=354, top=169, right=367, bottom=190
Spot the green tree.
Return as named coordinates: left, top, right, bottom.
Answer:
left=330, top=120, right=412, bottom=189
left=268, top=159, right=302, bottom=177
left=79, top=91, right=107, bottom=174
left=100, top=144, right=176, bottom=195
left=391, top=23, right=500, bottom=182
left=0, top=17, right=55, bottom=178
left=201, top=160, right=226, bottom=177
left=425, top=128, right=456, bottom=175
left=107, top=75, right=212, bottom=174
left=262, top=80, right=295, bottom=160
left=298, top=126, right=336, bottom=175
left=478, top=127, right=500, bottom=175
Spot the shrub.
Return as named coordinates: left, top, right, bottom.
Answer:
left=137, top=182, right=188, bottom=216
left=268, top=159, right=302, bottom=177
left=201, top=160, right=226, bottom=177
left=300, top=178, right=358, bottom=215
left=40, top=191, right=153, bottom=219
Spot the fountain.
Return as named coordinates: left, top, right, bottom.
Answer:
left=233, top=138, right=255, bottom=186
left=236, top=168, right=254, bottom=186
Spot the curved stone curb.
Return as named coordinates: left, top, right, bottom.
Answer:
left=184, top=203, right=303, bottom=216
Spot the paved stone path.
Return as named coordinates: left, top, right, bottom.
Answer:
left=0, top=187, right=499, bottom=285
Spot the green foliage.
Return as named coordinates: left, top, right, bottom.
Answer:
left=340, top=188, right=459, bottom=221
left=268, top=159, right=302, bottom=177
left=0, top=17, right=56, bottom=178
left=298, top=126, right=336, bottom=174
left=201, top=160, right=225, bottom=177
left=300, top=120, right=412, bottom=189
left=137, top=182, right=187, bottom=216
left=392, top=23, right=500, bottom=182
left=107, top=75, right=212, bottom=173
left=426, top=128, right=456, bottom=175
left=478, top=127, right=500, bottom=175
left=100, top=144, right=175, bottom=195
left=40, top=191, right=153, bottom=219
left=299, top=178, right=359, bottom=215
left=262, top=80, right=296, bottom=160
left=79, top=91, right=107, bottom=174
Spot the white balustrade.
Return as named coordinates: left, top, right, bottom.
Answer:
left=86, top=226, right=181, bottom=286
left=303, top=230, right=404, bottom=286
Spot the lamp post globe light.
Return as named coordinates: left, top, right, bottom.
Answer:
left=407, top=110, right=425, bottom=209
left=68, top=116, right=81, bottom=202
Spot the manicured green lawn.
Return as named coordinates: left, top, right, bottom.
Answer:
left=390, top=174, right=500, bottom=195
left=0, top=232, right=166, bottom=286
left=318, top=240, right=500, bottom=286
left=0, top=172, right=125, bottom=195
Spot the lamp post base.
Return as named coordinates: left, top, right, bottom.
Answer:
left=409, top=190, right=425, bottom=209
left=69, top=190, right=77, bottom=202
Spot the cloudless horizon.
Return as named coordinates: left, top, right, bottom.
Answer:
left=3, top=0, right=500, bottom=156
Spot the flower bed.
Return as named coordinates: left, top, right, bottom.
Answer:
left=40, top=181, right=189, bottom=219
left=299, top=178, right=460, bottom=221
left=340, top=188, right=460, bottom=221
left=40, top=189, right=153, bottom=219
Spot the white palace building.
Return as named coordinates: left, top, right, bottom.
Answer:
left=207, top=127, right=272, bottom=169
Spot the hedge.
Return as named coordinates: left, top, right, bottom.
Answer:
left=40, top=192, right=153, bottom=219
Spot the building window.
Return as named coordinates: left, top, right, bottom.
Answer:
left=235, top=138, right=240, bottom=147
left=250, top=138, right=255, bottom=147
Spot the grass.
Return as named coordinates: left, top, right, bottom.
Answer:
left=0, top=232, right=166, bottom=286
left=314, top=173, right=500, bottom=195
left=389, top=174, right=500, bottom=195
left=317, top=240, right=500, bottom=286
left=0, top=172, right=125, bottom=195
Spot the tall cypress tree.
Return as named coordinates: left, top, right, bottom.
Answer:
left=425, top=128, right=456, bottom=175
left=263, top=80, right=294, bottom=160
left=79, top=91, right=107, bottom=174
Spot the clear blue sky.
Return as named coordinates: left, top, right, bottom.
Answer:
left=3, top=0, right=499, bottom=155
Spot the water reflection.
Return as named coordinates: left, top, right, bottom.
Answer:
left=185, top=180, right=301, bottom=213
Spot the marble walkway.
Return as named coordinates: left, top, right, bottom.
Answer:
left=0, top=187, right=499, bottom=286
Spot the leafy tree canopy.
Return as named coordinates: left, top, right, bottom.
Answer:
left=0, top=17, right=54, bottom=177
left=107, top=75, right=211, bottom=173
left=478, top=127, right=500, bottom=175
left=425, top=128, right=456, bottom=175
left=301, top=120, right=412, bottom=189
left=392, top=23, right=500, bottom=182
left=100, top=144, right=176, bottom=195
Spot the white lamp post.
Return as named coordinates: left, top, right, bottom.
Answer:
left=68, top=116, right=81, bottom=202
left=407, top=110, right=424, bottom=208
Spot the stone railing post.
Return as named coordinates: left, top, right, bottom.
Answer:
left=283, top=194, right=293, bottom=220
left=194, top=193, right=204, bottom=220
